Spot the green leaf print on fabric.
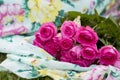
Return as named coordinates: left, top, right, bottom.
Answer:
left=61, top=0, right=75, bottom=7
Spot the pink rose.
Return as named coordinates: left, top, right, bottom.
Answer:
left=55, top=52, right=62, bottom=60
left=52, top=33, right=62, bottom=43
left=60, top=51, right=71, bottom=62
left=82, top=59, right=94, bottom=67
left=39, top=22, right=57, bottom=41
left=99, top=45, right=118, bottom=65
left=71, top=58, right=94, bottom=67
left=44, top=39, right=61, bottom=57
left=60, top=46, right=94, bottom=67
left=69, top=46, right=82, bottom=59
left=81, top=45, right=98, bottom=60
left=75, top=26, right=98, bottom=45
left=61, top=46, right=81, bottom=62
left=59, top=37, right=74, bottom=50
left=60, top=46, right=95, bottom=67
left=33, top=32, right=46, bottom=48
left=60, top=21, right=78, bottom=38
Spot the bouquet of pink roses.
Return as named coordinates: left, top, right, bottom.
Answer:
left=33, top=15, right=120, bottom=68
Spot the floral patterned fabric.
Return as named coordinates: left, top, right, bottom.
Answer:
left=0, top=36, right=120, bottom=80
left=0, top=0, right=120, bottom=80
left=0, top=0, right=62, bottom=37
left=0, top=0, right=113, bottom=37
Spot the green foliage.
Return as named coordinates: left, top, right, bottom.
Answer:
left=60, top=11, right=120, bottom=50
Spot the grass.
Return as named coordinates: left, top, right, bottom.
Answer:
left=0, top=54, right=52, bottom=80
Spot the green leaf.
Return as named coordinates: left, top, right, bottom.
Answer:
left=94, top=9, right=99, bottom=16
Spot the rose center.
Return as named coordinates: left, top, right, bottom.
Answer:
left=64, top=26, right=74, bottom=36
left=63, top=41, right=69, bottom=47
left=83, top=34, right=92, bottom=41
left=102, top=55, right=112, bottom=61
left=85, top=50, right=94, bottom=57
left=40, top=27, right=52, bottom=38
left=103, top=52, right=116, bottom=61
left=70, top=51, right=77, bottom=57
left=80, top=31, right=93, bottom=42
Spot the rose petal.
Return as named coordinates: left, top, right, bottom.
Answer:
left=60, top=21, right=78, bottom=38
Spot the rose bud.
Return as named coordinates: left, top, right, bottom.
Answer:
left=60, top=21, right=78, bottom=38
left=80, top=45, right=98, bottom=60
left=99, top=45, right=118, bottom=65
left=44, top=39, right=61, bottom=57
left=39, top=22, right=57, bottom=41
left=75, top=26, right=98, bottom=46
left=33, top=32, right=46, bottom=48
left=59, top=37, right=74, bottom=50
left=60, top=46, right=81, bottom=62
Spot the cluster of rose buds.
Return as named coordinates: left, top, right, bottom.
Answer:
left=34, top=21, right=120, bottom=67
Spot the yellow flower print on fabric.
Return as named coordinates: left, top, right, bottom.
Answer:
left=16, top=15, right=24, bottom=22
left=38, top=69, right=67, bottom=80
left=27, top=0, right=62, bottom=24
